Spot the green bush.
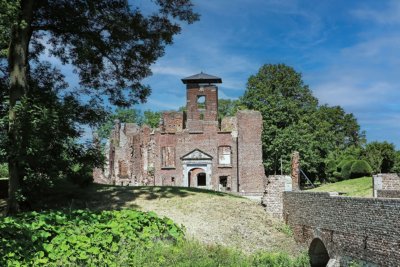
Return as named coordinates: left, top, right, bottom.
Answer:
left=350, top=160, right=372, bottom=178
left=0, top=209, right=184, bottom=266
left=0, top=163, right=8, bottom=178
left=337, top=156, right=355, bottom=172
left=341, top=160, right=355, bottom=180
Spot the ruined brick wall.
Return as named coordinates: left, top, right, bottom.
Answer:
left=162, top=111, right=183, bottom=133
left=237, top=110, right=265, bottom=194
left=290, top=151, right=300, bottom=191
left=261, top=175, right=291, bottom=219
left=283, top=192, right=400, bottom=266
left=373, top=173, right=400, bottom=197
left=156, top=128, right=238, bottom=191
left=376, top=190, right=400, bottom=198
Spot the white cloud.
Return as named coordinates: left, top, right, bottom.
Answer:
left=352, top=0, right=400, bottom=24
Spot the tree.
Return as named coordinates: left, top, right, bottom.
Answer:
left=217, top=99, right=243, bottom=120
left=363, top=141, right=396, bottom=173
left=1, top=0, right=199, bottom=213
left=393, top=150, right=400, bottom=173
left=242, top=64, right=318, bottom=176
left=241, top=64, right=365, bottom=181
left=97, top=108, right=142, bottom=140
left=143, top=110, right=161, bottom=128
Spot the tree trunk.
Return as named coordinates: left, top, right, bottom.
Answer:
left=7, top=0, right=34, bottom=215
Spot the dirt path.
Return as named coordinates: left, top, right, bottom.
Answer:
left=91, top=186, right=302, bottom=255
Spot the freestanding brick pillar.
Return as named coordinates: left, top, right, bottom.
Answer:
left=291, top=151, right=300, bottom=191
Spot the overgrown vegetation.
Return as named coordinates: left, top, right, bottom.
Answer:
left=0, top=209, right=184, bottom=266
left=0, top=0, right=199, bottom=213
left=0, top=208, right=309, bottom=266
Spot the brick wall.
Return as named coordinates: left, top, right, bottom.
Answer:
left=283, top=192, right=400, bottom=266
left=237, top=110, right=266, bottom=194
left=376, top=190, right=400, bottom=198
left=373, top=173, right=400, bottom=197
left=261, top=175, right=291, bottom=218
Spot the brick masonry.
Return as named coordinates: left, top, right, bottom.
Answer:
left=261, top=175, right=291, bottom=219
left=373, top=173, right=400, bottom=198
left=283, top=192, right=400, bottom=266
left=94, top=75, right=266, bottom=194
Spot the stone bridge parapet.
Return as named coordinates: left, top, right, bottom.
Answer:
left=283, top=191, right=400, bottom=266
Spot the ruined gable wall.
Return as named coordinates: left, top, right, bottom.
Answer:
left=237, top=110, right=266, bottom=194
left=154, top=127, right=238, bottom=191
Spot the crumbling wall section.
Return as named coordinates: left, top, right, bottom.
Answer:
left=262, top=175, right=292, bottom=219
left=237, top=110, right=266, bottom=194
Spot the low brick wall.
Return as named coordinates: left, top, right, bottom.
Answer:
left=377, top=189, right=400, bottom=198
left=283, top=192, right=400, bottom=266
left=0, top=179, right=8, bottom=198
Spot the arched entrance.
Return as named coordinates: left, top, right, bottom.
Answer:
left=309, top=238, right=330, bottom=267
left=188, top=168, right=207, bottom=187
left=181, top=149, right=213, bottom=189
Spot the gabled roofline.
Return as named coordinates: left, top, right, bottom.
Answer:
left=180, top=148, right=213, bottom=160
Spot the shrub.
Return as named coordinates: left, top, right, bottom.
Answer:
left=0, top=209, right=184, bottom=266
left=337, top=156, right=355, bottom=172
left=0, top=163, right=8, bottom=178
left=350, top=160, right=372, bottom=178
left=341, top=160, right=355, bottom=180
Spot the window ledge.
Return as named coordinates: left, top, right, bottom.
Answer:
left=218, top=165, right=232, bottom=168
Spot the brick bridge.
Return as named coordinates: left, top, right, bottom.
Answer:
left=282, top=191, right=400, bottom=266
left=263, top=156, right=400, bottom=266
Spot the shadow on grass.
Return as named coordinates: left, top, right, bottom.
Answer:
left=28, top=181, right=241, bottom=212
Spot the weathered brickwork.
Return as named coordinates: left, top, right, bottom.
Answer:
left=261, top=175, right=291, bottom=219
left=373, top=173, right=400, bottom=198
left=376, top=189, right=400, bottom=198
left=283, top=192, right=400, bottom=266
left=94, top=73, right=266, bottom=194
left=290, top=151, right=300, bottom=191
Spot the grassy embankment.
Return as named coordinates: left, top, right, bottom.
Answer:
left=0, top=181, right=308, bottom=266
left=308, top=176, right=373, bottom=197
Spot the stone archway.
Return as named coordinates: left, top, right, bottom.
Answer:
left=181, top=149, right=213, bottom=189
left=309, top=238, right=330, bottom=267
left=188, top=168, right=206, bottom=187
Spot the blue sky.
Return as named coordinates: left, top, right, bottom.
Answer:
left=136, top=0, right=400, bottom=148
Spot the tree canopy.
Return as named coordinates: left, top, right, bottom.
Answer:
left=1, top=0, right=199, bottom=213
left=241, top=64, right=365, bottom=180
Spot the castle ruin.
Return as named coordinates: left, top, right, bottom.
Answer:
left=94, top=72, right=266, bottom=195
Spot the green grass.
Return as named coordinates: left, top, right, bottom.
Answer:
left=308, top=176, right=373, bottom=197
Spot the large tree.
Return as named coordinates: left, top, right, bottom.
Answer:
left=363, top=141, right=396, bottom=173
left=242, top=64, right=364, bottom=180
left=1, top=0, right=198, bottom=213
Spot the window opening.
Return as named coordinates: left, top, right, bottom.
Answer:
left=197, top=95, right=206, bottom=110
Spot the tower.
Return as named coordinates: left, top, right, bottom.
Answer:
left=181, top=72, right=222, bottom=132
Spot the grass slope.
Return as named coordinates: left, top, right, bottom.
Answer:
left=308, top=176, right=373, bottom=197
left=1, top=182, right=303, bottom=256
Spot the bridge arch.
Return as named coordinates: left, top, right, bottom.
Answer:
left=309, top=238, right=330, bottom=267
